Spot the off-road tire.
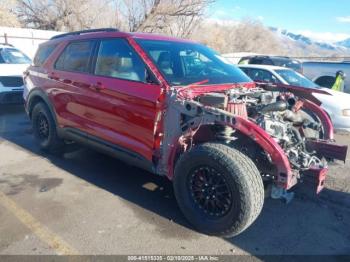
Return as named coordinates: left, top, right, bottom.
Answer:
left=31, top=102, right=64, bottom=153
left=173, top=142, right=264, bottom=237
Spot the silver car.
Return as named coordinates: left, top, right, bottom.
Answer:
left=239, top=64, right=350, bottom=132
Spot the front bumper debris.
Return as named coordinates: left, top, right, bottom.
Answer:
left=306, top=139, right=348, bottom=162
left=302, top=167, right=328, bottom=194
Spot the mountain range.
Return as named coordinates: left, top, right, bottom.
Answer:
left=337, top=38, right=350, bottom=49
left=270, top=27, right=350, bottom=55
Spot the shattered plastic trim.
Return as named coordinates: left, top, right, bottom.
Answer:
left=158, top=88, right=296, bottom=190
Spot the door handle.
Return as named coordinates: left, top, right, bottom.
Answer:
left=91, top=82, right=105, bottom=91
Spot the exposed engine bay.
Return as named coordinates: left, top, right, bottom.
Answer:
left=196, top=87, right=324, bottom=171
left=158, top=83, right=347, bottom=194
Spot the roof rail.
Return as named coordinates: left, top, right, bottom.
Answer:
left=50, top=28, right=119, bottom=40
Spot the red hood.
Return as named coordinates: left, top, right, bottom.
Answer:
left=176, top=81, right=331, bottom=106
left=177, top=82, right=256, bottom=99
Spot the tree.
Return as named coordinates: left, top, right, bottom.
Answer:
left=0, top=0, right=20, bottom=27
left=15, top=0, right=214, bottom=37
left=120, top=0, right=214, bottom=37
left=16, top=0, right=121, bottom=31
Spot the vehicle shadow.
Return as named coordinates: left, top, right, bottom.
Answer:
left=1, top=105, right=350, bottom=255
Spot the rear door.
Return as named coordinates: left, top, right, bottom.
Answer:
left=82, top=38, right=161, bottom=160
left=48, top=40, right=97, bottom=131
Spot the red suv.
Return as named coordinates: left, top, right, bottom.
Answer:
left=24, top=28, right=347, bottom=237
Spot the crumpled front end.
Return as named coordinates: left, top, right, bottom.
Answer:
left=156, top=83, right=347, bottom=198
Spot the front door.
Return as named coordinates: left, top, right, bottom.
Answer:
left=83, top=38, right=162, bottom=161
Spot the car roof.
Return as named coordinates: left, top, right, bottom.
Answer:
left=0, top=43, right=15, bottom=49
left=241, top=55, right=291, bottom=60
left=48, top=30, right=196, bottom=44
left=238, top=64, right=290, bottom=71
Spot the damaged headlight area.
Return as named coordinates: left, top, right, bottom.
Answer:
left=342, top=109, right=350, bottom=117
left=162, top=84, right=347, bottom=195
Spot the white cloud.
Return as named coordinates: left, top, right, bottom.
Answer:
left=336, top=16, right=350, bottom=23
left=297, top=30, right=350, bottom=43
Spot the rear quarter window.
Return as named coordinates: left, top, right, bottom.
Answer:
left=34, top=44, right=58, bottom=67
left=55, top=41, right=95, bottom=73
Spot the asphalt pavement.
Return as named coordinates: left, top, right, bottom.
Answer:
left=0, top=105, right=349, bottom=256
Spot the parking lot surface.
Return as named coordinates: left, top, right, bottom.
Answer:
left=0, top=105, right=349, bottom=255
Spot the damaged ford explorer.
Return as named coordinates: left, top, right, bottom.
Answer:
left=24, top=28, right=348, bottom=237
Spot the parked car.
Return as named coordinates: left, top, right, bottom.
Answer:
left=238, top=55, right=302, bottom=73
left=222, top=52, right=261, bottom=65
left=0, top=43, right=31, bottom=104
left=24, top=28, right=347, bottom=237
left=239, top=64, right=350, bottom=132
left=302, top=61, right=350, bottom=93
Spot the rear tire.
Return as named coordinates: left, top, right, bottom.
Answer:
left=173, top=143, right=264, bottom=237
left=31, top=102, right=64, bottom=153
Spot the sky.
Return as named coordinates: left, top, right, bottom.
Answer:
left=209, top=0, right=350, bottom=43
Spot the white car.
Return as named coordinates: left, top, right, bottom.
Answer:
left=239, top=64, right=350, bottom=132
left=0, top=43, right=31, bottom=105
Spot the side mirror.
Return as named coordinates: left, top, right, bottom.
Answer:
left=145, top=69, right=159, bottom=85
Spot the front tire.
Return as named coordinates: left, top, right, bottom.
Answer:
left=173, top=143, right=264, bottom=237
left=31, top=102, right=64, bottom=153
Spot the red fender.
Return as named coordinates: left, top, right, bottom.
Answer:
left=302, top=99, right=334, bottom=140
left=224, top=116, right=296, bottom=189
left=167, top=116, right=297, bottom=190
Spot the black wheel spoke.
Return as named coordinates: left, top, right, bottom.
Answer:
left=36, top=112, right=49, bottom=140
left=189, top=166, right=232, bottom=218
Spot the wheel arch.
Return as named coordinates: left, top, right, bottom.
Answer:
left=167, top=117, right=296, bottom=190
left=302, top=99, right=334, bottom=140
left=27, top=89, right=57, bottom=125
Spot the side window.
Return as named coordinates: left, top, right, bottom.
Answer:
left=250, top=58, right=264, bottom=64
left=238, top=58, right=250, bottom=65
left=315, top=76, right=336, bottom=89
left=94, top=39, right=147, bottom=82
left=34, top=44, right=57, bottom=67
left=249, top=69, right=279, bottom=83
left=263, top=58, right=274, bottom=65
left=55, top=41, right=95, bottom=73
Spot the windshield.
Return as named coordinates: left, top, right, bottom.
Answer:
left=273, top=59, right=302, bottom=72
left=275, top=69, right=319, bottom=88
left=136, top=39, right=251, bottom=86
left=0, top=48, right=31, bottom=64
